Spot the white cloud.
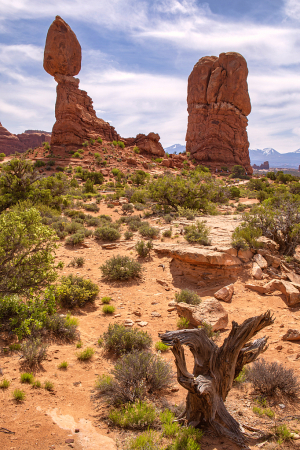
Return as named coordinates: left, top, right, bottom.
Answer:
left=1, top=0, right=300, bottom=152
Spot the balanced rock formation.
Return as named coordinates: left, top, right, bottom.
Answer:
left=44, top=16, right=119, bottom=150
left=44, top=16, right=164, bottom=156
left=186, top=52, right=252, bottom=174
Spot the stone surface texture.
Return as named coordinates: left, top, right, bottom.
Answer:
left=282, top=329, right=300, bottom=341
left=176, top=299, right=228, bottom=331
left=186, top=52, right=252, bottom=174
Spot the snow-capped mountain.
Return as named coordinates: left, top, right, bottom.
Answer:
left=249, top=148, right=300, bottom=168
left=164, top=144, right=186, bottom=154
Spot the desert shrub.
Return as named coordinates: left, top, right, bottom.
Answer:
left=155, top=341, right=169, bottom=352
left=13, top=389, right=26, bottom=402
left=21, top=338, right=48, bottom=367
left=101, top=296, right=111, bottom=304
left=9, top=343, right=21, bottom=351
left=82, top=141, right=89, bottom=147
left=275, top=424, right=293, bottom=443
left=94, top=226, right=121, bottom=241
left=163, top=228, right=172, bottom=237
left=131, top=170, right=150, bottom=186
left=69, top=256, right=85, bottom=267
left=55, top=274, right=99, bottom=308
left=135, top=240, right=153, bottom=257
left=65, top=232, right=85, bottom=246
left=164, top=214, right=173, bottom=223
left=248, top=358, right=300, bottom=397
left=34, top=160, right=46, bottom=168
left=20, top=372, right=34, bottom=384
left=231, top=165, right=246, bottom=178
left=0, top=208, right=58, bottom=296
left=133, top=146, right=140, bottom=154
left=124, top=231, right=134, bottom=240
left=231, top=223, right=262, bottom=250
left=160, top=409, right=179, bottom=437
left=84, top=202, right=99, bottom=212
left=177, top=317, right=190, bottom=329
left=122, top=203, right=134, bottom=214
left=102, top=323, right=152, bottom=355
left=175, top=289, right=201, bottom=305
left=0, top=379, right=10, bottom=389
left=58, top=360, right=68, bottom=369
left=198, top=322, right=220, bottom=340
left=77, top=347, right=95, bottom=361
left=109, top=401, right=156, bottom=429
left=47, top=313, right=79, bottom=341
left=184, top=221, right=211, bottom=245
left=134, top=203, right=145, bottom=211
left=100, top=255, right=142, bottom=280
left=44, top=380, right=54, bottom=391
left=85, top=217, right=100, bottom=227
left=230, top=186, right=240, bottom=198
left=170, top=426, right=203, bottom=450
left=234, top=366, right=248, bottom=383
left=139, top=224, right=159, bottom=238
left=97, top=350, right=172, bottom=404
left=103, top=305, right=116, bottom=314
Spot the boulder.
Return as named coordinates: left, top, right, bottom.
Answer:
left=245, top=283, right=269, bottom=294
left=257, top=236, right=279, bottom=252
left=237, top=248, right=253, bottom=262
left=43, top=16, right=81, bottom=76
left=282, top=329, right=300, bottom=341
left=214, top=284, right=234, bottom=302
left=252, top=262, right=263, bottom=280
left=176, top=298, right=228, bottom=331
left=263, top=279, right=300, bottom=306
left=186, top=52, right=252, bottom=174
left=253, top=253, right=268, bottom=269
left=127, top=157, right=138, bottom=166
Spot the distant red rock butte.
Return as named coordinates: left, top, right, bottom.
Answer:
left=0, top=122, right=51, bottom=155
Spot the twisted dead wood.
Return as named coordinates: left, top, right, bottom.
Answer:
left=159, top=310, right=274, bottom=447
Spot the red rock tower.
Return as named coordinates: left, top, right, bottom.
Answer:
left=186, top=52, right=253, bottom=174
left=44, top=16, right=119, bottom=150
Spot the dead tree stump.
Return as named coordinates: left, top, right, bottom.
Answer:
left=159, top=310, right=274, bottom=447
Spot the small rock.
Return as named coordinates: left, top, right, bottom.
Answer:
left=252, top=262, right=263, bottom=280
left=65, top=439, right=74, bottom=444
left=253, top=253, right=268, bottom=269
left=113, top=314, right=121, bottom=318
left=282, top=329, right=300, bottom=341
left=291, top=433, right=300, bottom=440
left=275, top=345, right=283, bottom=351
left=124, top=319, right=134, bottom=327
left=279, top=403, right=285, bottom=409
left=137, top=321, right=148, bottom=327
left=168, top=301, right=176, bottom=306
left=133, top=311, right=142, bottom=317
left=156, top=279, right=169, bottom=287
left=75, top=429, right=79, bottom=433
left=151, top=312, right=161, bottom=317
left=214, top=284, right=234, bottom=303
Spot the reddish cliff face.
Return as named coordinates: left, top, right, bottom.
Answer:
left=0, top=123, right=50, bottom=155
left=186, top=52, right=252, bottom=174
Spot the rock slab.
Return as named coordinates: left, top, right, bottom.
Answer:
left=214, top=284, right=234, bottom=302
left=176, top=298, right=228, bottom=331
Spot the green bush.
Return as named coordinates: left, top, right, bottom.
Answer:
left=84, top=179, right=95, bottom=193
left=160, top=409, right=179, bottom=437
left=139, top=224, right=159, bottom=238
left=13, top=389, right=26, bottom=402
left=103, top=305, right=116, bottom=314
left=77, top=347, right=95, bottom=361
left=230, top=186, right=240, bottom=198
left=135, top=240, right=153, bottom=257
left=170, top=427, right=203, bottom=450
left=100, top=255, right=142, bottom=280
left=0, top=379, right=10, bottom=389
left=94, top=226, right=121, bottom=241
left=231, top=223, right=262, bottom=250
left=184, top=221, right=211, bottom=245
left=82, top=141, right=89, bottom=147
left=55, top=274, right=99, bottom=308
left=84, top=203, right=99, bottom=212
left=65, top=232, right=85, bottom=246
left=231, top=165, right=246, bottom=178
left=131, top=170, right=149, bottom=186
left=133, top=146, right=140, bottom=154
left=155, top=341, right=169, bottom=352
left=97, top=350, right=172, bottom=404
left=44, top=380, right=54, bottom=391
left=21, top=338, right=48, bottom=367
left=20, top=372, right=34, bottom=384
left=163, top=228, right=172, bottom=237
left=101, top=296, right=111, bottom=304
left=118, top=141, right=125, bottom=149
left=122, top=203, right=134, bottom=214
left=101, top=323, right=152, bottom=355
left=124, top=231, right=134, bottom=240
left=58, top=361, right=68, bottom=370
left=0, top=208, right=58, bottom=296
left=177, top=317, right=190, bottom=329
left=109, top=401, right=156, bottom=429
left=69, top=256, right=85, bottom=268
left=175, top=289, right=201, bottom=305
left=198, top=322, right=220, bottom=341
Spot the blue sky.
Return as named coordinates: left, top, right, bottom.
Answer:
left=1, top=0, right=300, bottom=152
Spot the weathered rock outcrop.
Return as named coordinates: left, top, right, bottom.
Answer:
left=44, top=17, right=119, bottom=150
left=176, top=299, right=228, bottom=330
left=44, top=16, right=164, bottom=156
left=0, top=123, right=50, bottom=155
left=253, top=161, right=269, bottom=170
left=154, top=243, right=242, bottom=286
left=186, top=52, right=252, bottom=174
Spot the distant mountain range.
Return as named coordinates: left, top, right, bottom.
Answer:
left=164, top=144, right=300, bottom=169
left=249, top=148, right=300, bottom=168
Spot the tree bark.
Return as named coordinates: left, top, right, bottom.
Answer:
left=159, top=310, right=274, bottom=447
